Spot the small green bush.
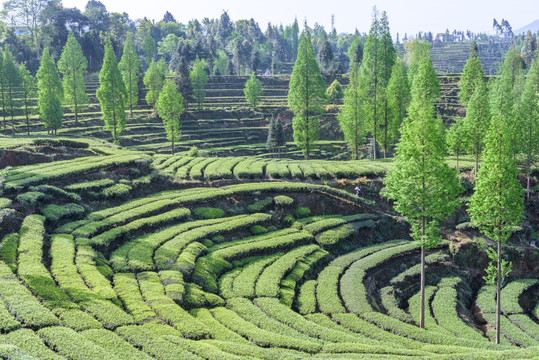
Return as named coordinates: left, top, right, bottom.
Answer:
left=247, top=197, right=273, bottom=213
left=250, top=225, right=268, bottom=235
left=42, top=203, right=85, bottom=223
left=16, top=191, right=48, bottom=208
left=0, top=197, right=12, bottom=209
left=274, top=195, right=294, bottom=206
left=295, top=207, right=311, bottom=218
left=193, top=207, right=225, bottom=219
left=188, top=146, right=199, bottom=157
left=102, top=184, right=132, bottom=198
left=283, top=214, right=295, bottom=225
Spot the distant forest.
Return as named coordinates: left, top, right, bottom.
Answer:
left=0, top=0, right=537, bottom=76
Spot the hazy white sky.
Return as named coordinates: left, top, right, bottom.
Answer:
left=12, top=0, right=539, bottom=36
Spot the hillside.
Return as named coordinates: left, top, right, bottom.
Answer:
left=0, top=72, right=538, bottom=359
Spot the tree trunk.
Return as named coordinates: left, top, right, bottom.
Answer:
left=496, top=241, right=501, bottom=345
left=420, top=216, right=426, bottom=329
left=475, top=153, right=479, bottom=176
left=456, top=152, right=459, bottom=171
left=526, top=174, right=530, bottom=201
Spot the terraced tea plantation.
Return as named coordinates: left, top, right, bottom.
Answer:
left=0, top=146, right=537, bottom=360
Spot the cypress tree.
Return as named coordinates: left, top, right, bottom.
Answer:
left=266, top=115, right=277, bottom=156
left=19, top=64, right=36, bottom=136
left=119, top=33, right=141, bottom=118
left=156, top=79, right=184, bottom=154
left=97, top=41, right=127, bottom=145
left=0, top=49, right=6, bottom=129
left=377, top=11, right=397, bottom=158
left=386, top=58, right=410, bottom=149
left=190, top=57, right=208, bottom=110
left=521, top=30, right=537, bottom=69
left=244, top=72, right=264, bottom=110
left=338, top=60, right=364, bottom=159
left=459, top=42, right=484, bottom=106
left=3, top=50, right=20, bottom=131
left=143, top=60, right=164, bottom=112
left=142, top=32, right=157, bottom=66
left=58, top=32, right=88, bottom=125
left=462, top=79, right=490, bottom=175
left=518, top=56, right=539, bottom=200
left=467, top=98, right=524, bottom=345
left=37, top=47, right=63, bottom=135
left=382, top=52, right=462, bottom=329
left=446, top=117, right=468, bottom=171
left=288, top=29, right=327, bottom=159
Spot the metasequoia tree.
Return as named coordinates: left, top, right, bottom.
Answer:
left=37, top=47, right=63, bottom=135
left=287, top=29, right=327, bottom=160
left=156, top=79, right=184, bottom=154
left=382, top=51, right=462, bottom=329
left=119, top=33, right=140, bottom=118
left=97, top=41, right=127, bottom=145
left=58, top=32, right=88, bottom=125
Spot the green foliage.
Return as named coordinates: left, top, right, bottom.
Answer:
left=119, top=33, right=140, bottom=117
left=247, top=197, right=273, bottom=213
left=97, top=41, right=127, bottom=145
left=58, top=32, right=88, bottom=124
left=294, top=206, right=311, bottom=218
left=143, top=60, right=164, bottom=111
left=157, top=79, right=184, bottom=154
left=361, top=9, right=396, bottom=159
left=386, top=58, right=410, bottom=145
left=338, top=60, right=364, bottom=159
left=102, top=183, right=132, bottom=198
left=317, top=224, right=355, bottom=246
left=383, top=51, right=462, bottom=247
left=446, top=117, right=468, bottom=164
left=37, top=47, right=63, bottom=133
left=0, top=167, right=9, bottom=195
left=188, top=146, right=199, bottom=157
left=459, top=42, right=484, bottom=106
left=468, top=91, right=523, bottom=244
left=462, top=79, right=490, bottom=173
left=190, top=57, right=208, bottom=110
left=326, top=79, right=343, bottom=104
left=483, top=247, right=512, bottom=284
left=193, top=207, right=225, bottom=219
left=2, top=50, right=20, bottom=128
left=250, top=225, right=268, bottom=235
left=274, top=195, right=294, bottom=206
left=142, top=32, right=156, bottom=66
left=18, top=64, right=36, bottom=135
left=244, top=72, right=263, bottom=109
left=517, top=55, right=539, bottom=196
left=288, top=30, right=327, bottom=159
left=16, top=191, right=48, bottom=208
left=42, top=203, right=85, bottom=223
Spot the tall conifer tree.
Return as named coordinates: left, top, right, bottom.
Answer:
left=468, top=99, right=524, bottom=345
left=3, top=50, right=20, bottom=131
left=97, top=41, right=127, bottom=145
left=382, top=52, right=462, bottom=329
left=190, top=57, right=208, bottom=110
left=462, top=79, right=490, bottom=174
left=288, top=29, right=327, bottom=159
left=37, top=47, right=63, bottom=135
left=143, top=60, right=164, bottom=112
left=58, top=32, right=88, bottom=125
left=119, top=33, right=140, bottom=118
left=459, top=42, right=484, bottom=106
left=338, top=60, right=364, bottom=159
left=156, top=79, right=184, bottom=154
left=518, top=56, right=539, bottom=199
left=19, top=64, right=36, bottom=135
left=386, top=58, right=410, bottom=148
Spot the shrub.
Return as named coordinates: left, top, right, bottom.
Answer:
left=295, top=207, right=311, bottom=218
left=16, top=191, right=48, bottom=208
left=188, top=146, right=199, bottom=157
left=317, top=224, right=355, bottom=246
left=247, top=197, right=273, bottom=213
left=42, top=203, right=85, bottom=223
left=193, top=207, right=225, bottom=219
left=0, top=197, right=12, bottom=208
left=250, top=225, right=268, bottom=235
left=274, top=195, right=294, bottom=206
left=102, top=183, right=132, bottom=198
